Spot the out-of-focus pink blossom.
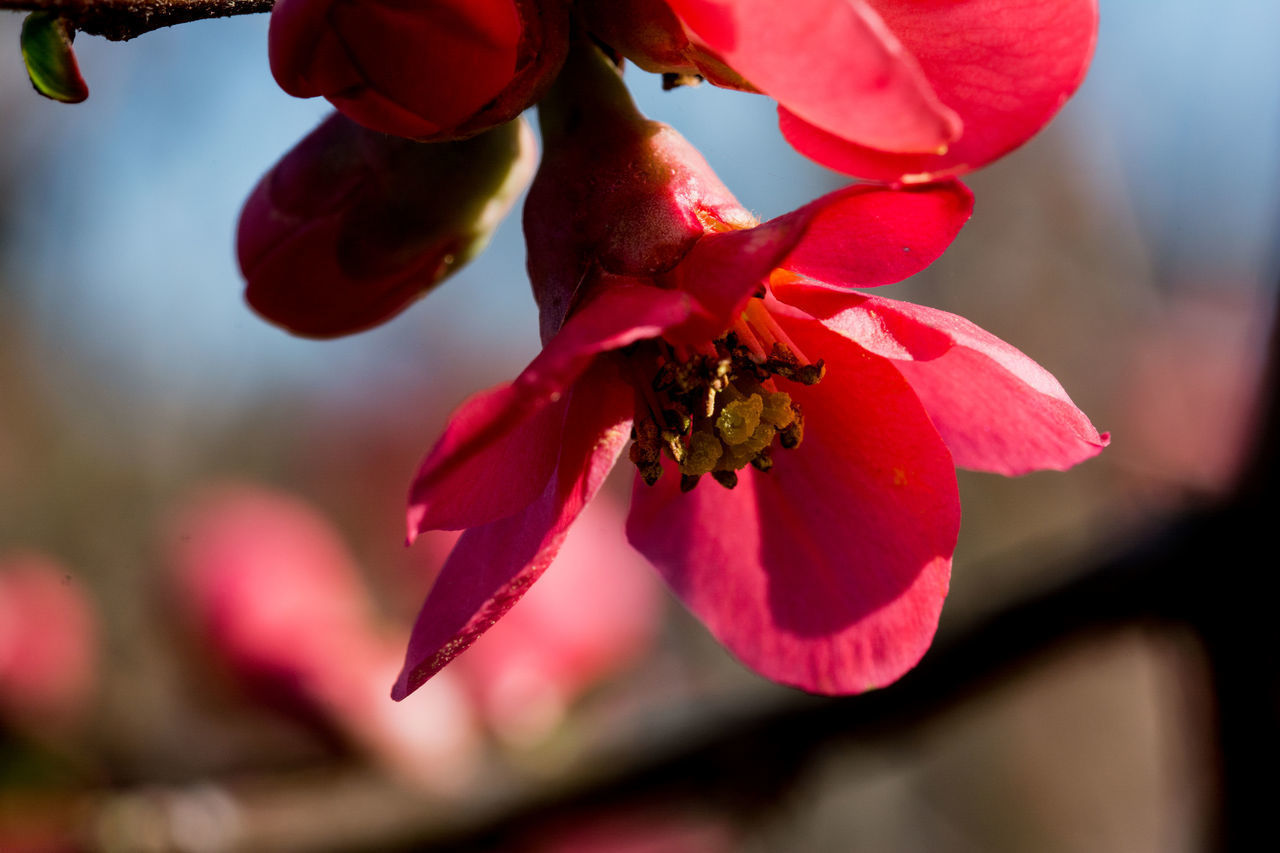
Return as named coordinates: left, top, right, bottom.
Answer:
left=394, top=44, right=1107, bottom=700
left=237, top=114, right=536, bottom=338
left=1116, top=287, right=1266, bottom=496
left=269, top=0, right=569, bottom=140
left=425, top=496, right=663, bottom=745
left=168, top=484, right=481, bottom=790
left=583, top=0, right=1098, bottom=182
left=0, top=552, right=97, bottom=732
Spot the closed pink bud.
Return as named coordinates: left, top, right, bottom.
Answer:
left=269, top=0, right=570, bottom=140
left=238, top=113, right=536, bottom=338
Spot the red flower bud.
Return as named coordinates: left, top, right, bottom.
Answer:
left=237, top=113, right=536, bottom=338
left=269, top=0, right=570, bottom=140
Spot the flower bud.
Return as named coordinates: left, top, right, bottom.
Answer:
left=238, top=113, right=536, bottom=338
left=269, top=0, right=570, bottom=140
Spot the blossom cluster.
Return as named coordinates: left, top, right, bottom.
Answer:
left=239, top=0, right=1105, bottom=697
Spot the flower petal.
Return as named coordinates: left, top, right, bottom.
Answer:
left=672, top=180, right=972, bottom=345
left=780, top=0, right=1099, bottom=182
left=773, top=181, right=972, bottom=288
left=627, top=316, right=958, bottom=694
left=668, top=0, right=960, bottom=153
left=666, top=211, right=811, bottom=340
left=407, top=384, right=567, bottom=536
left=780, top=286, right=1109, bottom=474
left=393, top=365, right=633, bottom=700
left=408, top=283, right=692, bottom=536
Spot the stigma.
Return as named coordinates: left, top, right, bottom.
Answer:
left=624, top=297, right=825, bottom=491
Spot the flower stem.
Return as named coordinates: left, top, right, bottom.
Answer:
left=535, top=30, right=644, bottom=149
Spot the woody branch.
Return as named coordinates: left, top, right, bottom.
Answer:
left=1, top=0, right=272, bottom=41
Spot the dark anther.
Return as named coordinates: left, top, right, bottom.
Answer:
left=796, top=359, right=826, bottom=386
left=652, top=362, right=679, bottom=392
left=751, top=450, right=774, bottom=472
left=780, top=406, right=804, bottom=449
left=711, top=470, right=739, bottom=489
left=639, top=461, right=663, bottom=486
left=662, top=405, right=691, bottom=433
left=680, top=474, right=702, bottom=493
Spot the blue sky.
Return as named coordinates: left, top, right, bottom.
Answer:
left=5, top=1, right=1277, bottom=410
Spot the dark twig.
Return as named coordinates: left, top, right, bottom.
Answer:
left=1, top=0, right=272, bottom=41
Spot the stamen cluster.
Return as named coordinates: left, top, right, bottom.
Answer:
left=626, top=300, right=825, bottom=492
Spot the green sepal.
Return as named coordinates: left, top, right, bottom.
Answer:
left=21, top=12, right=89, bottom=104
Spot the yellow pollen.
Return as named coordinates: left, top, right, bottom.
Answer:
left=717, top=395, right=763, bottom=445
left=623, top=297, right=824, bottom=490
left=760, top=391, right=795, bottom=428
left=681, top=431, right=723, bottom=476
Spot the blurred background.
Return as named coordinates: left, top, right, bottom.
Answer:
left=1, top=1, right=1276, bottom=850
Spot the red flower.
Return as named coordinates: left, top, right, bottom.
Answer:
left=269, top=0, right=570, bottom=140
left=583, top=0, right=1099, bottom=182
left=237, top=113, right=536, bottom=338
left=392, top=46, right=1106, bottom=699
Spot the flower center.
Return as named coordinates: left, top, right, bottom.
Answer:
left=624, top=298, right=825, bottom=491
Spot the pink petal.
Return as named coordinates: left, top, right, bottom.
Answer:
left=408, top=283, right=692, bottom=536
left=627, top=316, right=958, bottom=694
left=780, top=0, right=1099, bottom=182
left=773, top=181, right=973, bottom=287
left=407, top=385, right=567, bottom=535
left=393, top=366, right=633, bottom=700
left=781, top=286, right=1109, bottom=474
left=665, top=212, right=812, bottom=341
left=669, top=0, right=960, bottom=153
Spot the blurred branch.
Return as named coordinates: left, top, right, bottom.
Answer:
left=1, top=0, right=272, bottom=41
left=35, top=490, right=1260, bottom=852
left=408, top=516, right=1209, bottom=851
left=1199, top=283, right=1280, bottom=851
left=62, top=517, right=1211, bottom=853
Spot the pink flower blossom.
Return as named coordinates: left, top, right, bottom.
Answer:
left=269, top=0, right=569, bottom=140
left=394, top=46, right=1106, bottom=699
left=582, top=0, right=1099, bottom=182
left=168, top=484, right=482, bottom=790
left=0, top=552, right=97, bottom=732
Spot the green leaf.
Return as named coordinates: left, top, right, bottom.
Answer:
left=20, top=12, right=89, bottom=104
